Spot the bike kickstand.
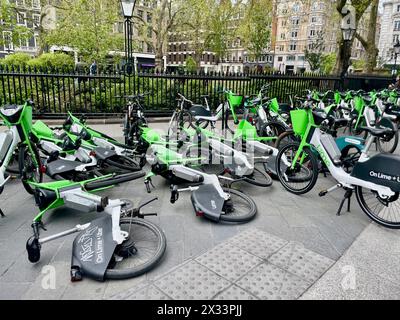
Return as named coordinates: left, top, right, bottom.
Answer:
left=337, top=189, right=353, bottom=216
left=0, top=208, right=5, bottom=217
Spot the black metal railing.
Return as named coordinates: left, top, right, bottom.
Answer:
left=0, top=65, right=394, bottom=118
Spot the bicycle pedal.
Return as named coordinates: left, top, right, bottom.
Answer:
left=319, top=190, right=328, bottom=197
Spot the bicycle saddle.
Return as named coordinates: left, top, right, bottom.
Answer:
left=46, top=159, right=84, bottom=178
left=359, top=126, right=394, bottom=138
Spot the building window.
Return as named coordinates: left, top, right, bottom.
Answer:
left=278, top=56, right=283, bottom=62
left=3, top=32, right=13, bottom=51
left=310, top=29, right=316, bottom=37
left=280, top=33, right=285, bottom=40
left=394, top=21, right=400, bottom=31
left=311, top=17, right=317, bottom=23
left=289, top=43, right=297, bottom=51
left=291, top=31, right=298, bottom=38
left=397, top=4, right=400, bottom=12
left=287, top=55, right=296, bottom=61
left=394, top=35, right=400, bottom=44
left=32, top=0, right=40, bottom=8
left=33, top=14, right=40, bottom=27
left=292, top=18, right=299, bottom=26
left=17, top=12, right=26, bottom=26
left=147, top=13, right=152, bottom=24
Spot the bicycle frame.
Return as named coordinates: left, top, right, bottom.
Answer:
left=0, top=102, right=40, bottom=189
left=289, top=117, right=395, bottom=199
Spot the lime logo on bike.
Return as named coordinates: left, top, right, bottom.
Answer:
left=316, top=144, right=331, bottom=167
left=78, top=226, right=104, bottom=264
left=370, top=171, right=400, bottom=182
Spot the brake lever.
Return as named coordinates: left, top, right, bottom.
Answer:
left=138, top=197, right=158, bottom=210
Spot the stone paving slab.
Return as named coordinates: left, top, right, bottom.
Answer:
left=301, top=224, right=400, bottom=300
left=195, top=243, right=263, bottom=282
left=226, top=228, right=288, bottom=260
left=154, top=260, right=231, bottom=300
left=268, top=242, right=335, bottom=283
left=213, top=285, right=258, bottom=300
left=236, top=263, right=311, bottom=300
left=112, top=228, right=335, bottom=300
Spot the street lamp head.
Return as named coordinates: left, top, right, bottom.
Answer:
left=120, top=0, right=137, bottom=18
left=341, top=1, right=356, bottom=42
left=342, top=28, right=355, bottom=41
left=394, top=41, right=400, bottom=55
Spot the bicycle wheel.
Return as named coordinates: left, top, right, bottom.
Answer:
left=260, top=121, right=286, bottom=147
left=377, top=130, right=399, bottom=154
left=243, top=167, right=273, bottom=187
left=219, top=188, right=257, bottom=223
left=275, top=130, right=300, bottom=149
left=356, top=186, right=400, bottom=229
left=276, top=142, right=318, bottom=195
left=19, top=144, right=43, bottom=195
left=340, top=146, right=361, bottom=173
left=105, top=218, right=166, bottom=279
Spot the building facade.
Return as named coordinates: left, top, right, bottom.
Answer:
left=0, top=0, right=43, bottom=58
left=272, top=0, right=338, bottom=73
left=378, top=0, right=400, bottom=70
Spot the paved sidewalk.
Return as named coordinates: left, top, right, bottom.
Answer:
left=0, top=122, right=391, bottom=300
left=111, top=228, right=335, bottom=300
left=301, top=224, right=400, bottom=300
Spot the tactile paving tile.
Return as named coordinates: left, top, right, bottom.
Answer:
left=228, top=228, right=288, bottom=259
left=195, top=242, right=262, bottom=282
left=268, top=242, right=334, bottom=283
left=237, top=263, right=311, bottom=300
left=123, top=285, right=171, bottom=300
left=213, top=285, right=258, bottom=300
left=154, top=260, right=230, bottom=300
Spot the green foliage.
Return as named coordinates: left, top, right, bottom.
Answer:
left=27, top=53, right=75, bottom=70
left=45, top=0, right=124, bottom=64
left=185, top=56, right=197, bottom=73
left=0, top=53, right=32, bottom=68
left=352, top=59, right=366, bottom=70
left=320, top=53, right=337, bottom=75
left=239, top=0, right=272, bottom=61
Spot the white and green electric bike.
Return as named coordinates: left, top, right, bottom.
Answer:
left=276, top=105, right=400, bottom=229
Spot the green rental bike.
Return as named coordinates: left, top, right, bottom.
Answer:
left=0, top=101, right=43, bottom=198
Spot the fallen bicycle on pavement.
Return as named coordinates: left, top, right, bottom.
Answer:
left=26, top=171, right=166, bottom=282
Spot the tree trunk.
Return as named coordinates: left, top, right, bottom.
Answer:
left=365, top=0, right=379, bottom=73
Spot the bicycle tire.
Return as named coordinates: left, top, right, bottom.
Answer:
left=356, top=186, right=400, bottom=229
left=19, top=143, right=43, bottom=195
left=219, top=188, right=257, bottom=223
left=276, top=142, right=318, bottom=195
left=275, top=130, right=300, bottom=149
left=105, top=218, right=166, bottom=279
left=243, top=167, right=273, bottom=187
left=377, top=129, right=399, bottom=154
left=104, top=156, right=141, bottom=172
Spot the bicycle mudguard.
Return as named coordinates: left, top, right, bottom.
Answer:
left=191, top=184, right=224, bottom=222
left=93, top=147, right=118, bottom=160
left=71, top=215, right=116, bottom=282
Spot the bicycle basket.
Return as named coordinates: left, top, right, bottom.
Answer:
left=290, top=109, right=308, bottom=136
left=353, top=96, right=364, bottom=114
left=269, top=98, right=280, bottom=114
left=227, top=93, right=243, bottom=108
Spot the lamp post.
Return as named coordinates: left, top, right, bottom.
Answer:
left=340, top=1, right=356, bottom=89
left=393, top=40, right=400, bottom=75
left=120, top=0, right=137, bottom=75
